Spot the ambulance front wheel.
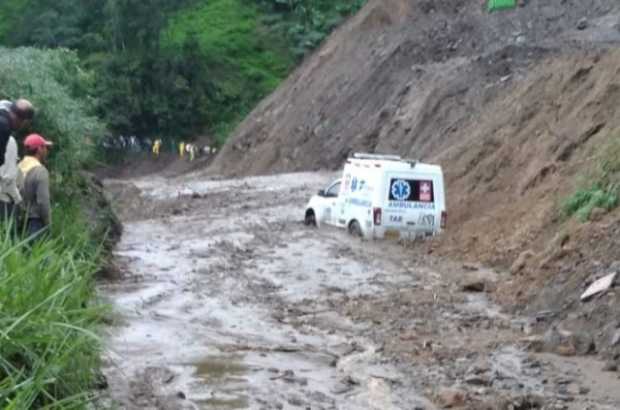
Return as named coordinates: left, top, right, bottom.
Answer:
left=348, top=220, right=363, bottom=238
left=304, top=209, right=317, bottom=226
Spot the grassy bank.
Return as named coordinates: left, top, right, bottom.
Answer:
left=563, top=135, right=620, bottom=221
left=0, top=46, right=110, bottom=408
left=0, top=205, right=104, bottom=409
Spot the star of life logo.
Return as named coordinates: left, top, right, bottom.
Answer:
left=391, top=179, right=411, bottom=201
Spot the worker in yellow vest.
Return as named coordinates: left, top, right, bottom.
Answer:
left=179, top=142, right=186, bottom=159
left=152, top=139, right=162, bottom=158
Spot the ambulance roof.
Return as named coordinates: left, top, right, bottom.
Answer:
left=347, top=153, right=442, bottom=174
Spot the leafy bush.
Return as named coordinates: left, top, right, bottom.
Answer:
left=563, top=137, right=620, bottom=221
left=0, top=46, right=109, bottom=409
left=0, top=47, right=105, bottom=176
left=254, top=0, right=367, bottom=58
left=0, top=208, right=104, bottom=409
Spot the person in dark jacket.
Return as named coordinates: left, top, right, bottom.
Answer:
left=19, top=133, right=53, bottom=238
left=0, top=99, right=34, bottom=223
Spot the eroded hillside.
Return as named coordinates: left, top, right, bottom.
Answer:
left=212, top=0, right=620, bottom=356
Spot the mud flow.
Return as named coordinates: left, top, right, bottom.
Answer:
left=100, top=172, right=620, bottom=410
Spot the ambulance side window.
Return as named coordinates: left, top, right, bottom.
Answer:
left=326, top=182, right=341, bottom=198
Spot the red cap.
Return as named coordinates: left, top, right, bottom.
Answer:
left=24, top=134, right=53, bottom=149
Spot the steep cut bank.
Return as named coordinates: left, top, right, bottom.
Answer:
left=211, top=0, right=620, bottom=358
left=211, top=0, right=620, bottom=175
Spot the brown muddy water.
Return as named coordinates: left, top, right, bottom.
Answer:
left=99, top=171, right=620, bottom=410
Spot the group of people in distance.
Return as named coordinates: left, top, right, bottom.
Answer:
left=0, top=99, right=52, bottom=238
left=151, top=139, right=217, bottom=161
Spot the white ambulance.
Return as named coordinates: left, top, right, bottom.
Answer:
left=305, top=153, right=446, bottom=239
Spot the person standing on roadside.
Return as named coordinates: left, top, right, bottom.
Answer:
left=19, top=134, right=53, bottom=237
left=152, top=139, right=162, bottom=158
left=0, top=99, right=35, bottom=223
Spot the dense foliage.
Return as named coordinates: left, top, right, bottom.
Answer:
left=0, top=47, right=108, bottom=409
left=255, top=0, right=366, bottom=58
left=0, top=0, right=366, bottom=144
left=0, top=47, right=105, bottom=175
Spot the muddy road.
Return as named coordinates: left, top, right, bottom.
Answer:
left=100, top=172, right=620, bottom=410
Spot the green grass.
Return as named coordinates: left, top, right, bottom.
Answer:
left=162, top=0, right=294, bottom=142
left=562, top=136, right=620, bottom=221
left=0, top=46, right=109, bottom=409
left=0, top=201, right=104, bottom=409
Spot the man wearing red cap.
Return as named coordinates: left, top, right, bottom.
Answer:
left=19, top=134, right=53, bottom=237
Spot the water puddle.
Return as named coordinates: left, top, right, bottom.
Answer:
left=195, top=356, right=249, bottom=384
left=193, top=356, right=250, bottom=409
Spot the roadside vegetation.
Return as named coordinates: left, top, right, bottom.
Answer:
left=562, top=136, right=620, bottom=221
left=0, top=1, right=367, bottom=407
left=0, top=0, right=366, bottom=145
left=0, top=47, right=108, bottom=409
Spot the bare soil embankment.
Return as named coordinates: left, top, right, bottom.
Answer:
left=211, top=0, right=620, bottom=361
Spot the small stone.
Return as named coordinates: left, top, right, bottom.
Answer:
left=436, top=387, right=466, bottom=408
left=556, top=344, right=577, bottom=357
left=176, top=391, right=186, bottom=400
left=602, top=361, right=618, bottom=372
left=464, top=374, right=490, bottom=386
left=462, top=279, right=485, bottom=292
left=579, top=386, right=590, bottom=395
left=611, top=329, right=620, bottom=346
left=462, top=263, right=480, bottom=271
left=577, top=18, right=588, bottom=30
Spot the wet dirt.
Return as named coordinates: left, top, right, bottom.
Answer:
left=100, top=171, right=620, bottom=409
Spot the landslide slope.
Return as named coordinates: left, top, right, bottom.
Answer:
left=212, top=0, right=620, bottom=175
left=213, top=0, right=620, bottom=354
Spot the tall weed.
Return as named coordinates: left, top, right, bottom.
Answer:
left=0, top=206, right=104, bottom=409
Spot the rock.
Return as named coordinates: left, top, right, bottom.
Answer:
left=176, top=391, right=186, bottom=400
left=462, top=278, right=486, bottom=292
left=467, top=361, right=490, bottom=375
left=462, top=263, right=480, bottom=271
left=510, top=250, right=535, bottom=275
left=577, top=18, right=588, bottom=30
left=556, top=344, right=576, bottom=357
left=568, top=331, right=596, bottom=355
left=521, top=335, right=545, bottom=352
left=544, top=327, right=596, bottom=356
left=287, top=395, right=305, bottom=407
left=436, top=387, right=466, bottom=408
left=602, top=361, right=618, bottom=372
left=611, top=329, right=620, bottom=347
left=464, top=374, right=490, bottom=386
left=94, top=371, right=109, bottom=390
left=581, top=272, right=617, bottom=301
left=543, top=326, right=564, bottom=350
